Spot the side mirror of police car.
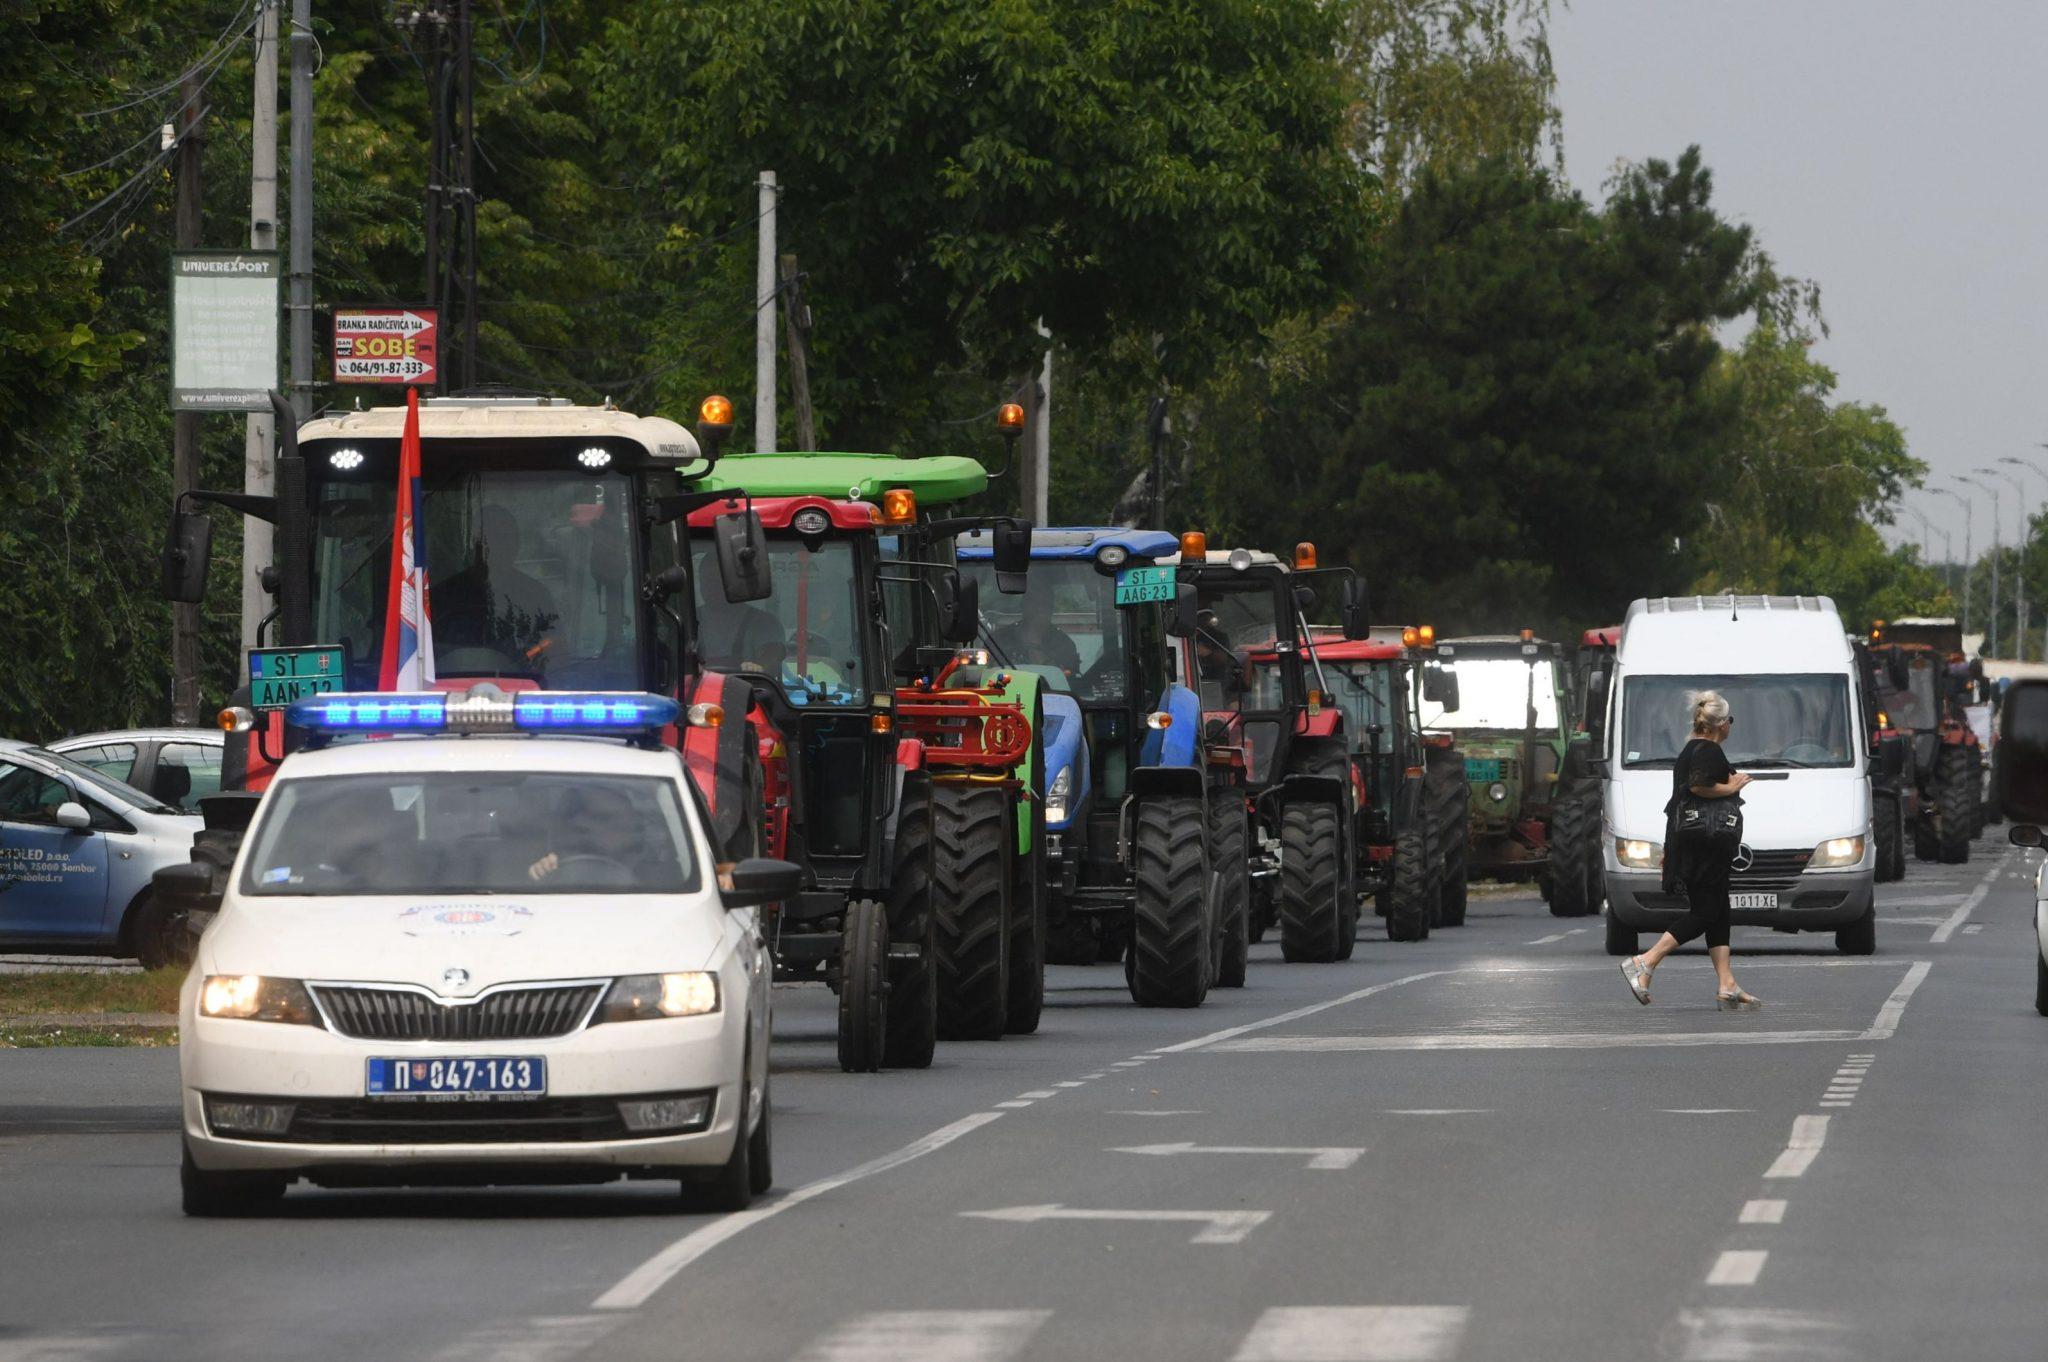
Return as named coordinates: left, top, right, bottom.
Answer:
left=53, top=802, right=92, bottom=832
left=2009, top=825, right=2044, bottom=849
left=713, top=509, right=773, bottom=604
left=720, top=857, right=802, bottom=909
left=161, top=509, right=213, bottom=604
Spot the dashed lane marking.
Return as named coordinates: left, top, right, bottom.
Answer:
left=960, top=1203, right=1271, bottom=1245
left=1157, top=970, right=1450, bottom=1054
left=430, top=1315, right=619, bottom=1362
left=1706, top=1250, right=1768, bottom=1285
left=1662, top=1108, right=1753, bottom=1114
left=1860, top=961, right=1933, bottom=1039
left=1109, top=1109, right=1206, bottom=1116
left=1524, top=928, right=1588, bottom=945
left=1674, top=1308, right=1852, bottom=1360
left=1232, top=1306, right=1469, bottom=1362
left=1111, top=1141, right=1366, bottom=1170
left=1930, top=855, right=2008, bottom=943
left=1763, top=1115, right=1830, bottom=1179
left=789, top=1310, right=1052, bottom=1362
left=1738, top=1199, right=1786, bottom=1224
left=1384, top=1108, right=1491, bottom=1116
left=1015, top=1091, right=1059, bottom=1100
left=1213, top=1030, right=1865, bottom=1053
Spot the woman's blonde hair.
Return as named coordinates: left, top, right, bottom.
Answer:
left=1690, top=689, right=1730, bottom=734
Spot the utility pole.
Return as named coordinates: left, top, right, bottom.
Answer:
left=456, top=0, right=476, bottom=388
left=241, top=0, right=280, bottom=654
left=2002, top=452, right=2048, bottom=662
left=1146, top=396, right=1169, bottom=531
left=779, top=255, right=816, bottom=450
left=755, top=171, right=777, bottom=452
left=1928, top=486, right=1972, bottom=633
left=171, top=74, right=206, bottom=725
left=1025, top=324, right=1051, bottom=524
left=1960, top=476, right=1999, bottom=657
left=288, top=0, right=313, bottom=419
left=1979, top=467, right=2026, bottom=661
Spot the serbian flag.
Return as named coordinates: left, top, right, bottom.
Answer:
left=377, top=388, right=436, bottom=689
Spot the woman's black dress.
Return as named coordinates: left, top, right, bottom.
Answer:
left=1660, top=736, right=1737, bottom=949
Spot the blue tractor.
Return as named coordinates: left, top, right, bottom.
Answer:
left=958, top=527, right=1236, bottom=1003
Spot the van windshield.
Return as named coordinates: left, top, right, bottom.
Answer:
left=1621, top=674, right=1854, bottom=769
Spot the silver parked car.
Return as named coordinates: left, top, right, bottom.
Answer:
left=48, top=728, right=224, bottom=815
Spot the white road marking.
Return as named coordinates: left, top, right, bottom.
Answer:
left=1525, top=928, right=1588, bottom=945
left=1675, top=1308, right=1851, bottom=1361
left=0, top=1336, right=129, bottom=1362
left=1706, top=1250, right=1769, bottom=1285
left=1110, top=1060, right=1146, bottom=1069
left=1385, top=1108, right=1491, bottom=1116
left=1110, top=1109, right=1206, bottom=1116
left=1764, top=1115, right=1830, bottom=1178
left=1053, top=1081, right=1086, bottom=1088
left=593, top=1111, right=1003, bottom=1310
left=1963, top=923, right=1986, bottom=935
left=1016, top=1091, right=1059, bottom=1100
left=431, top=1316, right=619, bottom=1362
left=1112, top=1141, right=1365, bottom=1170
left=1158, top=970, right=1450, bottom=1053
left=1215, top=1029, right=1864, bottom=1053
left=1662, top=1108, right=1753, bottom=1114
left=1232, top=1306, right=1469, bottom=1362
left=1739, top=1199, right=1786, bottom=1224
left=995, top=1101, right=1035, bottom=1109
left=1931, top=857, right=2006, bottom=942
left=790, top=1310, right=1052, bottom=1362
left=1860, top=961, right=1934, bottom=1040
left=961, top=1203, right=1271, bottom=1244
left=1080, top=1073, right=1108, bottom=1080
left=1874, top=894, right=1966, bottom=908
left=1820, top=1101, right=1851, bottom=1108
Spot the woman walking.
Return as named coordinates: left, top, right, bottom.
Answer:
left=1620, top=691, right=1763, bottom=1010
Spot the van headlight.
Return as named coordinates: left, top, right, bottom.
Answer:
left=1810, top=836, right=1865, bottom=869
left=1614, top=838, right=1663, bottom=869
left=1046, top=766, right=1073, bottom=823
left=598, top=972, right=720, bottom=1021
left=198, top=975, right=320, bottom=1026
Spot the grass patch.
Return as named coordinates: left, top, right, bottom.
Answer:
left=0, top=968, right=185, bottom=1018
left=0, top=1023, right=178, bottom=1048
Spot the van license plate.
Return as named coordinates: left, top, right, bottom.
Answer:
left=1730, top=893, right=1777, bottom=910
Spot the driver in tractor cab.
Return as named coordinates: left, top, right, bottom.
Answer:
left=698, top=595, right=787, bottom=675
left=1013, top=590, right=1082, bottom=681
left=436, top=504, right=561, bottom=666
left=1193, top=610, right=1249, bottom=699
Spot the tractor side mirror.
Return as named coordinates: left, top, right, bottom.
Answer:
left=161, top=508, right=213, bottom=604
left=1423, top=663, right=1460, bottom=714
left=720, top=857, right=802, bottom=909
left=1584, top=757, right=1610, bottom=780
left=712, top=509, right=772, bottom=604
left=1167, top=583, right=1200, bottom=638
left=935, top=569, right=980, bottom=643
left=1877, top=732, right=1907, bottom=779
left=991, top=518, right=1032, bottom=595
left=1341, top=577, right=1371, bottom=641
left=1886, top=651, right=1910, bottom=691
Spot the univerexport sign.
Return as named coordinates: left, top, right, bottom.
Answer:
left=332, top=307, right=438, bottom=385
left=170, top=252, right=280, bottom=411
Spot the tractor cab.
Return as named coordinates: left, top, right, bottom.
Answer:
left=1866, top=616, right=1984, bottom=864
left=1426, top=633, right=1569, bottom=882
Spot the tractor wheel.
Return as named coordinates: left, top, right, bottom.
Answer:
left=1277, top=799, right=1345, bottom=962
left=128, top=893, right=191, bottom=972
left=1434, top=773, right=1472, bottom=928
left=1130, top=796, right=1212, bottom=1007
left=1913, top=812, right=1939, bottom=862
left=1006, top=714, right=1048, bottom=1036
left=1209, top=796, right=1250, bottom=988
left=1872, top=791, right=1904, bottom=885
left=932, top=782, right=1012, bottom=1041
left=1547, top=789, right=1593, bottom=918
left=836, top=899, right=889, bottom=1074
left=1384, top=823, right=1435, bottom=943
left=1604, top=909, right=1638, bottom=957
left=1967, top=748, right=1988, bottom=838
left=1247, top=872, right=1274, bottom=945
left=882, top=776, right=938, bottom=1070
left=1936, top=745, right=1974, bottom=864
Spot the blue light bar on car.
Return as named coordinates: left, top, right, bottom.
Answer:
left=285, top=688, right=678, bottom=735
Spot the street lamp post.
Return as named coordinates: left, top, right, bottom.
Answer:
left=1959, top=476, right=2001, bottom=658
left=1927, top=486, right=1973, bottom=632
left=2001, top=453, right=2048, bottom=664
left=1979, top=467, right=2028, bottom=661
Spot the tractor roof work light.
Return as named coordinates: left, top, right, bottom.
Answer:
left=1293, top=542, right=1318, bottom=570
left=881, top=487, right=917, bottom=525
left=1179, top=531, right=1207, bottom=559
left=1419, top=624, right=1436, bottom=646
left=997, top=403, right=1026, bottom=439
left=1401, top=627, right=1420, bottom=648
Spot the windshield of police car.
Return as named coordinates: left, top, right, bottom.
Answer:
left=1620, top=673, right=1853, bottom=769
left=691, top=537, right=867, bottom=705
left=242, top=772, right=700, bottom=895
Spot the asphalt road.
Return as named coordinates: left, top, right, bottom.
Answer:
left=3, top=832, right=2042, bottom=1362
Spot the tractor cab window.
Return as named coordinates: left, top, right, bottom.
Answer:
left=1191, top=582, right=1289, bottom=712
left=1421, top=656, right=1560, bottom=732
left=311, top=460, right=642, bottom=690
left=692, top=536, right=867, bottom=706
left=966, top=559, right=1132, bottom=704
left=1330, top=662, right=1398, bottom=749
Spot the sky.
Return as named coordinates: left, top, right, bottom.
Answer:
left=1548, top=1, right=2048, bottom=567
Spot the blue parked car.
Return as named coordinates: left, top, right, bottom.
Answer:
left=0, top=739, right=202, bottom=967
left=959, top=527, right=1231, bottom=1005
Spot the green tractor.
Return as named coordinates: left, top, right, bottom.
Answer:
left=1424, top=634, right=1570, bottom=888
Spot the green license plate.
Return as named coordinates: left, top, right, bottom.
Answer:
left=1464, top=758, right=1501, bottom=783
left=1114, top=565, right=1175, bottom=605
left=248, top=645, right=348, bottom=711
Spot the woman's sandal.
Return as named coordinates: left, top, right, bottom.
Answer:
left=1620, top=955, right=1652, bottom=1005
left=1716, top=990, right=1763, bottom=1011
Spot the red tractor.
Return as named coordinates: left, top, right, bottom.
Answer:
left=1546, top=625, right=1620, bottom=917
left=1867, top=621, right=1983, bottom=864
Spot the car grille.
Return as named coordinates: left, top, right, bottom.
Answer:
left=312, top=983, right=603, bottom=1041
left=264, top=1097, right=638, bottom=1145
left=1731, top=848, right=1814, bottom=892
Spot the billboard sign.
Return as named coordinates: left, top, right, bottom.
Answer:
left=170, top=251, right=280, bottom=411
left=333, top=307, right=438, bottom=385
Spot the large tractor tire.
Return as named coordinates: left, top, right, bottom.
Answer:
left=1966, top=747, right=1988, bottom=838
left=1431, top=767, right=1472, bottom=928
left=1912, top=813, right=1939, bottom=863
left=1604, top=909, right=1638, bottom=957
left=1130, top=796, right=1212, bottom=1007
left=1547, top=788, right=1595, bottom=918
left=932, top=782, right=1012, bottom=1041
left=1005, top=713, right=1048, bottom=1036
left=1872, top=790, right=1904, bottom=885
left=1209, top=796, right=1250, bottom=989
left=836, top=899, right=889, bottom=1073
left=1835, top=909, right=1877, bottom=956
left=1384, top=823, right=1436, bottom=943
left=1935, top=745, right=1974, bottom=865
left=1277, top=799, right=1346, bottom=962
left=883, top=776, right=938, bottom=1070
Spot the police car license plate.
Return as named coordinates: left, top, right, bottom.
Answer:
left=366, top=1056, right=545, bottom=1099
left=1114, top=565, right=1175, bottom=605
left=1730, top=893, right=1777, bottom=910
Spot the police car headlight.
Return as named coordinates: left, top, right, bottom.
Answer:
left=1487, top=782, right=1509, bottom=802
left=199, top=975, right=319, bottom=1026
left=599, top=972, right=721, bottom=1021
left=1046, top=766, right=1073, bottom=823
left=1810, top=836, right=1865, bottom=869
left=1615, top=838, right=1663, bottom=869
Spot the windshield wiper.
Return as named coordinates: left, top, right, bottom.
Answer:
left=1738, top=758, right=1811, bottom=769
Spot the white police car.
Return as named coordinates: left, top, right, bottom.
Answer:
left=178, top=688, right=795, bottom=1216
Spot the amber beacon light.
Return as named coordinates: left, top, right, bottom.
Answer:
left=1179, top=531, right=1207, bottom=559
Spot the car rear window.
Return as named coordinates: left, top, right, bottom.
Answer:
left=242, top=771, right=701, bottom=896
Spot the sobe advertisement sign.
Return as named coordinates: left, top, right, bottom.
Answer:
left=170, top=252, right=280, bottom=411
left=333, top=307, right=438, bottom=385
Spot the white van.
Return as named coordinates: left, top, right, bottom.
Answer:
left=1599, top=596, right=1878, bottom=956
